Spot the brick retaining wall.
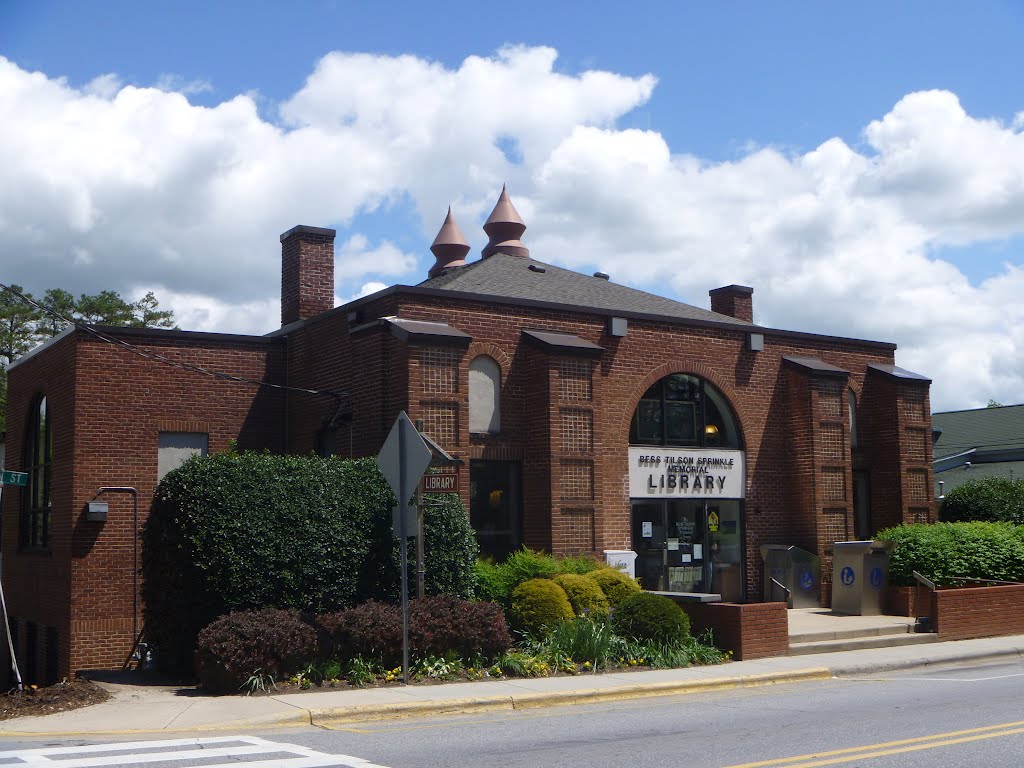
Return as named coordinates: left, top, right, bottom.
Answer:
left=686, top=601, right=789, bottom=660
left=933, top=584, right=1024, bottom=641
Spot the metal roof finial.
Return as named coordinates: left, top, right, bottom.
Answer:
left=428, top=207, right=471, bottom=277
left=482, top=184, right=529, bottom=258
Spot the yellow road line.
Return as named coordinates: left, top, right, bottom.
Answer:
left=722, top=719, right=1024, bottom=768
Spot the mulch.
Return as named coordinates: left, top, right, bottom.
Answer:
left=0, top=678, right=110, bottom=721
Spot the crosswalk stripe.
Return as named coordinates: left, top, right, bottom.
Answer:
left=0, top=735, right=390, bottom=768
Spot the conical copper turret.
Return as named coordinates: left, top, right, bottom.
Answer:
left=481, top=185, right=529, bottom=259
left=428, top=207, right=471, bottom=277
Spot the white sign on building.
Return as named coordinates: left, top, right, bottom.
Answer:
left=628, top=447, right=745, bottom=499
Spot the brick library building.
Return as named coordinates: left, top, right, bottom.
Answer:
left=2, top=189, right=936, bottom=682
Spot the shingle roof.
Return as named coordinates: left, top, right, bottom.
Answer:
left=418, top=253, right=753, bottom=327
left=932, top=404, right=1024, bottom=459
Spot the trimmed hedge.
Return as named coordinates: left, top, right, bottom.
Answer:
left=142, top=452, right=477, bottom=674
left=877, top=521, right=1024, bottom=586
left=317, top=597, right=511, bottom=666
left=586, top=567, right=642, bottom=607
left=552, top=573, right=609, bottom=618
left=940, top=478, right=1024, bottom=525
left=475, top=548, right=606, bottom=607
left=510, top=578, right=575, bottom=637
left=194, top=609, right=317, bottom=693
left=611, top=592, right=691, bottom=644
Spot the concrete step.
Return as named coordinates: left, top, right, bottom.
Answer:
left=789, top=623, right=914, bottom=644
left=789, top=631, right=941, bottom=656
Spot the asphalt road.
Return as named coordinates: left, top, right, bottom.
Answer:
left=3, top=659, right=1023, bottom=767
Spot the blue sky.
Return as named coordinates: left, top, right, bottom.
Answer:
left=2, top=1, right=1023, bottom=410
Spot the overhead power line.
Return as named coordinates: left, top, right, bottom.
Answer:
left=0, top=282, right=350, bottom=412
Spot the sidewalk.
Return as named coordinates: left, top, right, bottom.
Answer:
left=3, top=634, right=1023, bottom=737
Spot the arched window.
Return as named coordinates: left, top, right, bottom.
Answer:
left=848, top=389, right=859, bottom=449
left=630, top=374, right=741, bottom=449
left=23, top=395, right=52, bottom=549
left=469, top=356, right=501, bottom=434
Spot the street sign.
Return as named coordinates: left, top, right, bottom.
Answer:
left=375, top=411, right=433, bottom=687
left=376, top=411, right=432, bottom=537
left=0, top=471, right=28, bottom=487
left=421, top=472, right=459, bottom=494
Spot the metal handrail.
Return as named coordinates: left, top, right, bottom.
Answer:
left=947, top=576, right=1023, bottom=586
left=912, top=570, right=936, bottom=591
left=769, top=577, right=792, bottom=607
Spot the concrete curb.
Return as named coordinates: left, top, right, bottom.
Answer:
left=0, top=710, right=314, bottom=739
left=829, top=646, right=1024, bottom=676
left=307, top=668, right=833, bottom=726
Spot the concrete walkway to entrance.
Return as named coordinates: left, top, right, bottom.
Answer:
left=787, top=608, right=915, bottom=638
left=786, top=608, right=935, bottom=655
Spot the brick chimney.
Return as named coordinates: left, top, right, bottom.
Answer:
left=280, top=225, right=336, bottom=326
left=709, top=285, right=754, bottom=323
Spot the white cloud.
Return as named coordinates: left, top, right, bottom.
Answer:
left=1, top=50, right=1022, bottom=410
left=335, top=235, right=417, bottom=283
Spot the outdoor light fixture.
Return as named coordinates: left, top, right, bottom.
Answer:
left=86, top=501, right=109, bottom=522
left=608, top=317, right=628, bottom=337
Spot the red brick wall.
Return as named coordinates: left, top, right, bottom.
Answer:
left=884, top=585, right=933, bottom=617
left=1, top=333, right=77, bottom=685
left=381, top=291, right=916, bottom=601
left=281, top=227, right=335, bottom=326
left=933, top=585, right=1024, bottom=640
left=3, top=329, right=285, bottom=678
left=687, top=601, right=789, bottom=660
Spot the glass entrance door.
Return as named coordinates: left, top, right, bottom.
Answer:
left=631, top=500, right=744, bottom=600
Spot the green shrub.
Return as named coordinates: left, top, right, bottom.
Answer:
left=557, top=555, right=605, bottom=575
left=142, top=453, right=476, bottom=674
left=473, top=559, right=505, bottom=604
left=877, top=521, right=1024, bottom=586
left=586, top=567, right=642, bottom=607
left=611, top=592, right=691, bottom=644
left=499, top=548, right=560, bottom=590
left=940, top=478, right=1024, bottom=525
left=542, top=616, right=614, bottom=668
left=194, top=609, right=317, bottom=694
left=510, top=578, right=575, bottom=637
left=552, top=573, right=610, bottom=618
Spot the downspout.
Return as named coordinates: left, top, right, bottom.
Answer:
left=94, top=486, right=139, bottom=657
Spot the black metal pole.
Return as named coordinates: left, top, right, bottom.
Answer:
left=398, top=423, right=410, bottom=685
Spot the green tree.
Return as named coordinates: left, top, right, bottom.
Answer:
left=987, top=399, right=1004, bottom=408
left=38, top=288, right=77, bottom=336
left=939, top=476, right=1024, bottom=525
left=132, top=291, right=176, bottom=329
left=75, top=290, right=137, bottom=325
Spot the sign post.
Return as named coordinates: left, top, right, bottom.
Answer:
left=376, top=411, right=432, bottom=684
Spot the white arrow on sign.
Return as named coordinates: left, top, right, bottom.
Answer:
left=376, top=411, right=432, bottom=538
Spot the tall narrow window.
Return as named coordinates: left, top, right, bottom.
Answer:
left=469, top=356, right=501, bottom=434
left=848, top=389, right=859, bottom=449
left=23, top=396, right=52, bottom=549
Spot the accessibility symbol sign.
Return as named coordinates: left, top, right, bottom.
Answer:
left=799, top=569, right=815, bottom=592
left=840, top=566, right=855, bottom=587
left=869, top=566, right=884, bottom=589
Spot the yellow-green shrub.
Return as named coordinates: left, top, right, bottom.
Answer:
left=552, top=573, right=609, bottom=618
left=586, top=567, right=641, bottom=607
left=510, top=578, right=574, bottom=637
